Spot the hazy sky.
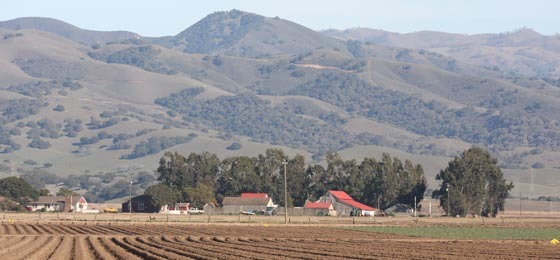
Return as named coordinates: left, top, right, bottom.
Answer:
left=2, top=0, right=558, bottom=36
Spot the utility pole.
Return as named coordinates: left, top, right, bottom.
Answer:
left=446, top=183, right=450, bottom=217
left=282, top=160, right=288, bottom=224
left=414, top=196, right=417, bottom=218
left=519, top=191, right=522, bottom=217
left=129, top=180, right=133, bottom=215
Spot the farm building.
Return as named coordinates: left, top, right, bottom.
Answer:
left=122, top=195, right=158, bottom=213
left=27, top=196, right=72, bottom=212
left=0, top=196, right=18, bottom=211
left=240, top=193, right=269, bottom=198
left=74, top=196, right=105, bottom=213
left=160, top=202, right=190, bottom=214
left=303, top=201, right=336, bottom=216
left=385, top=203, right=414, bottom=216
left=320, top=190, right=376, bottom=216
left=221, top=194, right=276, bottom=214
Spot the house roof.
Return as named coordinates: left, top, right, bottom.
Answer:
left=31, top=196, right=67, bottom=204
left=78, top=197, right=87, bottom=204
left=240, top=193, right=268, bottom=198
left=328, top=190, right=353, bottom=200
left=328, top=190, right=375, bottom=211
left=222, top=197, right=271, bottom=206
left=304, top=201, right=332, bottom=209
left=338, top=199, right=375, bottom=211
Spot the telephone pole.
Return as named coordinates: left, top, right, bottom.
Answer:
left=129, top=180, right=133, bottom=215
left=282, top=160, right=288, bottom=224
left=446, top=183, right=450, bottom=217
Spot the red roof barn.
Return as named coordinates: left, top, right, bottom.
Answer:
left=323, top=190, right=376, bottom=216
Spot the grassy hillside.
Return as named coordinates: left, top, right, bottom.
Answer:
left=0, top=17, right=140, bottom=45
left=323, top=27, right=560, bottom=78
left=1, top=11, right=560, bottom=200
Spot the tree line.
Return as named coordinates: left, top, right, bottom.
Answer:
left=147, top=147, right=512, bottom=217
left=146, top=149, right=427, bottom=210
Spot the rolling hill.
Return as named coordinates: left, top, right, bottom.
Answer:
left=0, top=17, right=140, bottom=45
left=0, top=10, right=559, bottom=200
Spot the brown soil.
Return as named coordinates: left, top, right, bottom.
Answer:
left=0, top=223, right=558, bottom=259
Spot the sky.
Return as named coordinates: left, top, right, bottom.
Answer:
left=1, top=0, right=558, bottom=37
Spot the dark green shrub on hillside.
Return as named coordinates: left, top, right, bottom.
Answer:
left=89, top=45, right=176, bottom=75
left=53, top=104, right=65, bottom=112
left=23, top=159, right=37, bottom=165
left=290, top=71, right=305, bottom=77
left=63, top=119, right=83, bottom=137
left=0, top=99, right=47, bottom=123
left=532, top=162, right=545, bottom=169
left=155, top=87, right=352, bottom=154
left=28, top=138, right=51, bottom=149
left=120, top=135, right=197, bottom=159
left=226, top=142, right=242, bottom=150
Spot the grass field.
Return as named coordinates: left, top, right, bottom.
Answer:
left=354, top=226, right=560, bottom=240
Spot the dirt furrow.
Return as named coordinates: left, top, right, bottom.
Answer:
left=86, top=236, right=118, bottom=260
left=109, top=237, right=165, bottom=260
left=169, top=236, right=264, bottom=260
left=0, top=236, right=28, bottom=255
left=73, top=236, right=95, bottom=259
left=134, top=236, right=217, bottom=260
left=4, top=224, right=17, bottom=235
left=0, top=224, right=8, bottom=234
left=98, top=236, right=142, bottom=260
left=47, top=236, right=74, bottom=259
left=9, top=236, right=54, bottom=259
left=224, top=237, right=372, bottom=259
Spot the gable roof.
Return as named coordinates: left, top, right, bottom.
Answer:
left=222, top=197, right=271, bottom=206
left=77, top=196, right=87, bottom=204
left=240, top=193, right=268, bottom=198
left=328, top=190, right=375, bottom=211
left=304, top=201, right=332, bottom=209
left=339, top=199, right=375, bottom=211
left=31, top=196, right=67, bottom=204
left=328, top=190, right=353, bottom=200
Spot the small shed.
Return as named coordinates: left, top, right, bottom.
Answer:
left=122, top=195, right=158, bottom=213
left=304, top=201, right=336, bottom=216
left=222, top=196, right=276, bottom=214
left=27, top=196, right=72, bottom=212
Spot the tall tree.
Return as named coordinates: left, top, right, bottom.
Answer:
left=0, top=177, right=39, bottom=204
left=435, top=147, right=513, bottom=217
left=144, top=183, right=180, bottom=209
left=287, top=154, right=310, bottom=207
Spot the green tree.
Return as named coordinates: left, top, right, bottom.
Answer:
left=144, top=183, right=180, bottom=209
left=286, top=154, right=310, bottom=207
left=56, top=187, right=79, bottom=196
left=435, top=147, right=513, bottom=217
left=0, top=177, right=40, bottom=204
left=184, top=184, right=215, bottom=208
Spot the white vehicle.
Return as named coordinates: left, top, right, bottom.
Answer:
left=188, top=208, right=204, bottom=214
left=241, top=210, right=256, bottom=215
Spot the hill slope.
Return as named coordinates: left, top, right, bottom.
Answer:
left=323, top=27, right=560, bottom=78
left=0, top=17, right=140, bottom=45
left=0, top=11, right=559, bottom=198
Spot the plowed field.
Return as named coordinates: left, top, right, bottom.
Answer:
left=0, top=223, right=558, bottom=259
